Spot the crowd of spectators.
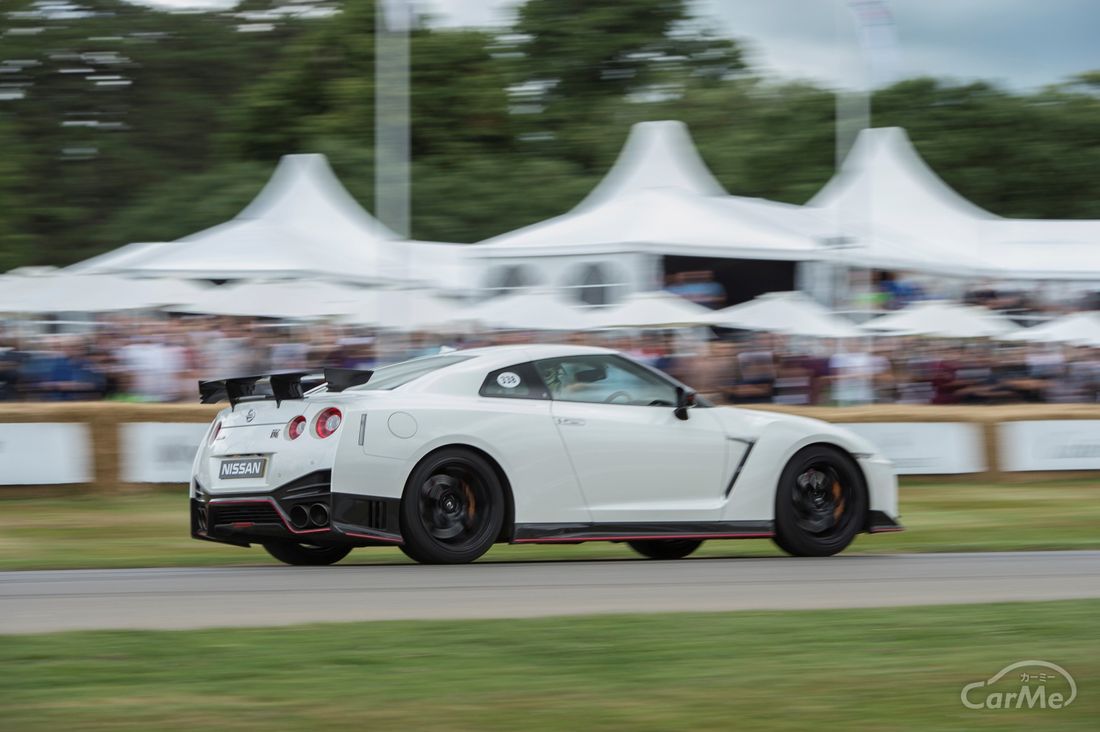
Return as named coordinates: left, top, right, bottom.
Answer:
left=1, top=315, right=1098, bottom=405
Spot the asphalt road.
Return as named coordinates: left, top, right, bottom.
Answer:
left=2, top=551, right=1099, bottom=634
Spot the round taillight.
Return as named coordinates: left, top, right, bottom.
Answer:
left=208, top=420, right=222, bottom=446
left=314, top=407, right=342, bottom=439
left=287, top=415, right=307, bottom=441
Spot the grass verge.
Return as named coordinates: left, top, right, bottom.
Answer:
left=0, top=481, right=1098, bottom=570
left=1, top=600, right=1096, bottom=731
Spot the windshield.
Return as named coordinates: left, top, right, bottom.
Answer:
left=346, top=354, right=472, bottom=391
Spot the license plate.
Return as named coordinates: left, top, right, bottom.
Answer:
left=219, top=458, right=266, bottom=479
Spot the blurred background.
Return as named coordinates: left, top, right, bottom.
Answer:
left=0, top=0, right=1098, bottom=411
left=2, top=4, right=1099, bottom=729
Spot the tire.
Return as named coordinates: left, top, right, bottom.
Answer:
left=772, top=445, right=867, bottom=557
left=399, top=447, right=505, bottom=564
left=263, top=541, right=352, bottom=566
left=627, top=539, right=703, bottom=560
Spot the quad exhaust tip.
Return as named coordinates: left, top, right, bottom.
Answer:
left=289, top=502, right=330, bottom=529
left=289, top=504, right=311, bottom=529
left=309, top=503, right=330, bottom=527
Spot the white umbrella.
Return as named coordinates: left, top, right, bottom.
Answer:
left=705, top=291, right=862, bottom=339
left=0, top=273, right=211, bottom=313
left=338, top=289, right=461, bottom=331
left=1001, top=311, right=1100, bottom=347
left=171, top=280, right=366, bottom=319
left=458, top=291, right=593, bottom=331
left=863, top=300, right=1016, bottom=338
left=586, top=290, right=713, bottom=329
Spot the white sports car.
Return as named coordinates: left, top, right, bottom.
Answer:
left=191, top=345, right=900, bottom=565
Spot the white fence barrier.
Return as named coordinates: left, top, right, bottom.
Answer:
left=0, top=423, right=93, bottom=485
left=839, top=422, right=987, bottom=475
left=998, top=420, right=1100, bottom=472
left=120, top=422, right=208, bottom=484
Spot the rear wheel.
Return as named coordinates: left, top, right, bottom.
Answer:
left=263, top=541, right=351, bottom=566
left=773, top=445, right=866, bottom=557
left=399, top=448, right=504, bottom=564
left=627, top=539, right=703, bottom=560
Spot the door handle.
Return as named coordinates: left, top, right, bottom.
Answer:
left=555, top=417, right=586, bottom=426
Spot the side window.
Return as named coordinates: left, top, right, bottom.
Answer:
left=534, top=355, right=679, bottom=406
left=479, top=363, right=550, bottom=400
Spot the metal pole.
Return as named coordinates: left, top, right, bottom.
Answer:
left=376, top=0, right=412, bottom=343
left=375, top=0, right=411, bottom=240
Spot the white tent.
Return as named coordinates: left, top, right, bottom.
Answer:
left=0, top=272, right=211, bottom=313
left=478, top=121, right=822, bottom=260
left=472, top=121, right=823, bottom=299
left=705, top=291, right=862, bottom=339
left=338, top=289, right=462, bottom=331
left=1001, top=311, right=1100, bottom=347
left=103, top=154, right=468, bottom=289
left=811, top=127, right=1100, bottom=280
left=458, top=291, right=593, bottom=331
left=863, top=300, right=1017, bottom=338
left=587, top=290, right=714, bottom=329
left=808, top=127, right=993, bottom=276
left=170, top=280, right=368, bottom=319
left=64, top=242, right=173, bottom=275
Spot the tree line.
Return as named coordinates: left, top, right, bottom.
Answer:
left=2, top=0, right=1098, bottom=270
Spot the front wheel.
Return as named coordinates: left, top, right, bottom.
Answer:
left=772, top=445, right=867, bottom=557
left=399, top=448, right=505, bottom=564
left=263, top=541, right=351, bottom=566
left=627, top=539, right=703, bottom=560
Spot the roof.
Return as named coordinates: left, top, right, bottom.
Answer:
left=475, top=121, right=822, bottom=261
left=452, top=344, right=616, bottom=360
left=811, top=127, right=1100, bottom=280
left=98, top=154, right=468, bottom=288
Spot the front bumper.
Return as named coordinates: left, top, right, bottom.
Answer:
left=191, top=470, right=403, bottom=547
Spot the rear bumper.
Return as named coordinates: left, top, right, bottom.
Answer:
left=192, top=470, right=403, bottom=547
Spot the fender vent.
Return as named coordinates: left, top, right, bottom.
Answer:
left=364, top=500, right=387, bottom=530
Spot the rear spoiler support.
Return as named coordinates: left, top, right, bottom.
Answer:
left=198, top=368, right=373, bottom=407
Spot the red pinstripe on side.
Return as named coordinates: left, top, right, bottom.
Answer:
left=514, top=532, right=774, bottom=543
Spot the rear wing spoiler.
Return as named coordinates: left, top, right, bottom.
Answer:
left=198, top=368, right=374, bottom=407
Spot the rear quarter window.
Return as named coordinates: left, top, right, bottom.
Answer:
left=479, top=363, right=550, bottom=400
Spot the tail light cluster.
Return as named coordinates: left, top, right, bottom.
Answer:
left=284, top=408, right=342, bottom=440
left=287, top=415, right=307, bottom=441
left=314, top=407, right=342, bottom=439
left=208, top=421, right=222, bottom=445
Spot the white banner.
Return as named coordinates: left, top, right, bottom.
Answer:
left=120, top=422, right=208, bottom=483
left=998, top=420, right=1100, bottom=472
left=0, top=423, right=92, bottom=485
left=839, top=422, right=986, bottom=475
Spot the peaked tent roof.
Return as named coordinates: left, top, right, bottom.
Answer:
left=457, top=291, right=594, bottom=331
left=586, top=290, right=715, bottom=329
left=104, top=154, right=465, bottom=287
left=575, top=119, right=727, bottom=210
left=704, top=291, right=862, bottom=339
left=810, top=127, right=1100, bottom=280
left=808, top=127, right=993, bottom=275
left=1001, top=311, right=1100, bottom=347
left=863, top=300, right=1017, bottom=338
left=475, top=121, right=822, bottom=261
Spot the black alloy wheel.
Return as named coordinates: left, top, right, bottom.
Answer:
left=772, top=445, right=867, bottom=557
left=399, top=448, right=504, bottom=564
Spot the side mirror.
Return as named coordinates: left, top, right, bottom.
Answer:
left=674, top=387, right=694, bottom=421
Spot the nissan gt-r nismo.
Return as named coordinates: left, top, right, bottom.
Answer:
left=190, top=345, right=900, bottom=565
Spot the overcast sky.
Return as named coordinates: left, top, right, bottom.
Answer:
left=141, top=0, right=1099, bottom=90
